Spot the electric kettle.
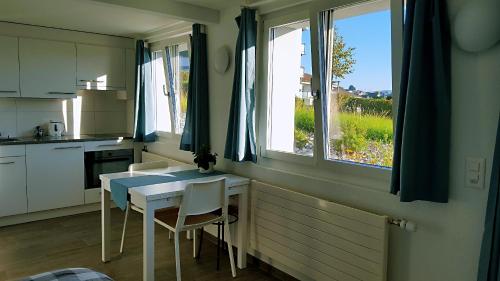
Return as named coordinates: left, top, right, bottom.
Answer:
left=48, top=120, right=65, bottom=137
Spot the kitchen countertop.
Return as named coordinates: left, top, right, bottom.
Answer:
left=0, top=134, right=134, bottom=146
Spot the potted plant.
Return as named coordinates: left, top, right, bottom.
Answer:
left=193, top=145, right=217, bottom=173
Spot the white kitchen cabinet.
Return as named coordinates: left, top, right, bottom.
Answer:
left=0, top=156, right=27, bottom=217
left=19, top=38, right=77, bottom=98
left=0, top=36, right=20, bottom=98
left=77, top=44, right=126, bottom=90
left=26, top=143, right=84, bottom=212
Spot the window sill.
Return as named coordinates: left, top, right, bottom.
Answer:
left=156, top=131, right=181, bottom=141
left=261, top=148, right=316, bottom=166
left=257, top=151, right=392, bottom=193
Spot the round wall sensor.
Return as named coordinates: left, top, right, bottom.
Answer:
left=214, top=47, right=230, bottom=74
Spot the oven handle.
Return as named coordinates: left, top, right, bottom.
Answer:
left=97, top=144, right=124, bottom=147
left=92, top=157, right=133, bottom=163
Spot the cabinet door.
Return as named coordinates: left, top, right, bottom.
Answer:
left=77, top=44, right=126, bottom=89
left=0, top=156, right=27, bottom=217
left=19, top=38, right=76, bottom=98
left=0, top=36, right=20, bottom=98
left=26, top=143, right=84, bottom=212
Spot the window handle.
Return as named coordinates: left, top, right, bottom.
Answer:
left=312, top=90, right=321, bottom=100
left=163, top=85, right=170, bottom=97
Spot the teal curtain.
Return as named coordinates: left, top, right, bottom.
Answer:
left=179, top=24, right=210, bottom=153
left=133, top=40, right=156, bottom=142
left=224, top=8, right=257, bottom=162
left=390, top=0, right=451, bottom=202
left=477, top=114, right=500, bottom=281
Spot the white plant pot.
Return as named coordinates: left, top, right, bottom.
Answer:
left=199, top=162, right=214, bottom=174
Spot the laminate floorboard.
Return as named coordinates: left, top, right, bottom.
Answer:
left=0, top=209, right=282, bottom=281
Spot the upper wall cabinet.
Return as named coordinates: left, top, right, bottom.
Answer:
left=19, top=38, right=77, bottom=99
left=0, top=36, right=20, bottom=98
left=77, top=44, right=126, bottom=90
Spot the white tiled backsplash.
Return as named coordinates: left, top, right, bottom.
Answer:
left=0, top=90, right=129, bottom=137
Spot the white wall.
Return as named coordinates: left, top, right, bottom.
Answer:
left=147, top=1, right=500, bottom=280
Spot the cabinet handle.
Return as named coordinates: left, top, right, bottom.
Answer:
left=48, top=92, right=75, bottom=95
left=0, top=161, right=15, bottom=165
left=0, top=90, right=17, bottom=93
left=54, top=146, right=82, bottom=150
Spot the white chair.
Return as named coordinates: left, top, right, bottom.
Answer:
left=154, top=178, right=236, bottom=281
left=120, top=161, right=170, bottom=254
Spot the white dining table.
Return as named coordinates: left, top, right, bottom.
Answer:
left=100, top=165, right=250, bottom=281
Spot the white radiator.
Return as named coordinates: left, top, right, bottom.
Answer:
left=141, top=151, right=187, bottom=167
left=250, top=180, right=389, bottom=281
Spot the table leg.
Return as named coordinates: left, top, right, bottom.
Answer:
left=237, top=187, right=248, bottom=269
left=101, top=188, right=111, bottom=262
left=144, top=204, right=155, bottom=281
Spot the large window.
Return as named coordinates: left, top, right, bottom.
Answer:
left=261, top=0, right=401, bottom=169
left=150, top=39, right=190, bottom=137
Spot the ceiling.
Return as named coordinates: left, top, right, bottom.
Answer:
left=0, top=0, right=195, bottom=38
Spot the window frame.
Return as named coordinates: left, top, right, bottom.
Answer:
left=257, top=0, right=403, bottom=186
left=149, top=35, right=191, bottom=141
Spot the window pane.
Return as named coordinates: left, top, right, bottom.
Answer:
left=268, top=20, right=314, bottom=156
left=324, top=0, right=393, bottom=167
left=176, top=43, right=189, bottom=134
left=152, top=51, right=171, bottom=133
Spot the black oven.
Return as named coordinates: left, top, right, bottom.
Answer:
left=84, top=149, right=134, bottom=189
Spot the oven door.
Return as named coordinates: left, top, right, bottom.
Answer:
left=84, top=149, right=134, bottom=189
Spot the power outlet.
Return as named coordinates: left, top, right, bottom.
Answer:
left=465, top=157, right=486, bottom=189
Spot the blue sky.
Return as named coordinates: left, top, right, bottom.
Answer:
left=301, top=10, right=392, bottom=92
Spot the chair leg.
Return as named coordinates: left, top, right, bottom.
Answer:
left=119, top=202, right=130, bottom=254
left=224, top=219, right=236, bottom=277
left=174, top=232, right=182, bottom=281
left=222, top=223, right=225, bottom=250
left=196, top=227, right=204, bottom=261
left=217, top=223, right=221, bottom=271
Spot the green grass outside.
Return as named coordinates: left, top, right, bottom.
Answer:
left=294, top=100, right=394, bottom=167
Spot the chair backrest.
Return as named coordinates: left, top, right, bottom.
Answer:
left=178, top=178, right=227, bottom=219
left=129, top=161, right=169, bottom=172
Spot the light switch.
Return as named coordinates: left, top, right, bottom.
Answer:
left=465, top=157, right=486, bottom=189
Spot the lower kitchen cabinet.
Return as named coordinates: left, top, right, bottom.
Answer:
left=26, top=143, right=84, bottom=212
left=0, top=156, right=27, bottom=217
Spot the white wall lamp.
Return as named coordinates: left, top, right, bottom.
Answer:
left=214, top=46, right=230, bottom=74
left=454, top=0, right=500, bottom=53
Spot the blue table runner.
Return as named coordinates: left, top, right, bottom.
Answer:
left=110, top=169, right=225, bottom=210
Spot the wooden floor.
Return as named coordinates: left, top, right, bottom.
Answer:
left=0, top=209, right=282, bottom=281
